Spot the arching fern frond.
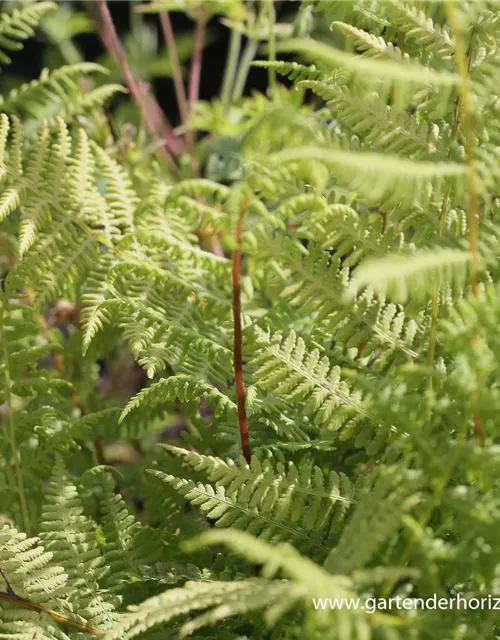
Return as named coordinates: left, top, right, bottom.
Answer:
left=120, top=374, right=236, bottom=423
left=252, top=60, right=324, bottom=83
left=0, top=63, right=112, bottom=117
left=106, top=578, right=293, bottom=640
left=347, top=247, right=473, bottom=304
left=332, top=21, right=406, bottom=61
left=0, top=2, right=56, bottom=68
left=269, top=147, right=466, bottom=208
left=275, top=36, right=459, bottom=109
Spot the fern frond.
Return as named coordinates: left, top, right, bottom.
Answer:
left=0, top=2, right=56, bottom=67
left=150, top=444, right=356, bottom=555
left=105, top=579, right=292, bottom=640
left=161, top=442, right=354, bottom=516
left=0, top=63, right=109, bottom=116
left=183, top=530, right=371, bottom=635
left=252, top=60, right=324, bottom=83
left=91, top=143, right=137, bottom=234
left=275, top=37, right=459, bottom=108
left=251, top=328, right=368, bottom=432
left=384, top=0, right=455, bottom=59
left=81, top=253, right=119, bottom=354
left=302, top=82, right=442, bottom=156
left=332, top=21, right=406, bottom=60
left=39, top=458, right=118, bottom=630
left=120, top=374, right=236, bottom=423
left=347, top=247, right=473, bottom=303
left=0, top=524, right=66, bottom=604
left=270, top=147, right=466, bottom=208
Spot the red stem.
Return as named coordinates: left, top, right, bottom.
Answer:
left=189, top=19, right=205, bottom=116
left=159, top=11, right=189, bottom=125
left=159, top=10, right=199, bottom=177
left=96, top=0, right=182, bottom=179
left=232, top=199, right=251, bottom=464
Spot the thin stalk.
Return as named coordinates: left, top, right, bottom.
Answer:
left=159, top=11, right=189, bottom=125
left=96, top=0, right=181, bottom=179
left=189, top=18, right=206, bottom=115
left=0, top=567, right=103, bottom=634
left=232, top=37, right=259, bottom=101
left=266, top=0, right=277, bottom=101
left=427, top=27, right=474, bottom=386
left=0, top=303, right=30, bottom=534
left=221, top=28, right=242, bottom=109
left=159, top=10, right=199, bottom=176
left=445, top=3, right=484, bottom=444
left=232, top=199, right=251, bottom=464
left=445, top=1, right=479, bottom=294
left=187, top=17, right=205, bottom=177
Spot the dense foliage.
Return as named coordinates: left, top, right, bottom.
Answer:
left=1, top=1, right=500, bottom=639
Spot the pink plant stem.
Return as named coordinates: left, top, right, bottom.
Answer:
left=97, top=0, right=182, bottom=179
left=189, top=18, right=205, bottom=116
left=159, top=11, right=189, bottom=124
left=160, top=10, right=199, bottom=177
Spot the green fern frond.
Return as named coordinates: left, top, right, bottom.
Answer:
left=252, top=60, right=324, bottom=83
left=347, top=247, right=474, bottom=303
left=105, top=578, right=292, bottom=640
left=183, top=530, right=371, bottom=635
left=92, top=143, right=137, bottom=234
left=384, top=0, right=455, bottom=59
left=332, top=21, right=406, bottom=60
left=150, top=444, right=356, bottom=555
left=251, top=328, right=369, bottom=432
left=269, top=147, right=466, bottom=208
left=275, top=37, right=459, bottom=108
left=0, top=524, right=66, bottom=604
left=0, top=63, right=109, bottom=116
left=40, top=458, right=119, bottom=630
left=302, top=82, right=442, bottom=156
left=81, top=253, right=119, bottom=354
left=0, top=2, right=56, bottom=68
left=120, top=374, right=236, bottom=423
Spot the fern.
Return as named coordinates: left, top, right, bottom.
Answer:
left=0, top=63, right=124, bottom=118
left=0, top=1, right=499, bottom=639
left=0, top=2, right=56, bottom=67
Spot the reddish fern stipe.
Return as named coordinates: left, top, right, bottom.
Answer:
left=0, top=568, right=103, bottom=636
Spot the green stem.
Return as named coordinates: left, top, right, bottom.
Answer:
left=267, top=0, right=277, bottom=101
left=232, top=37, right=259, bottom=101
left=427, top=22, right=475, bottom=386
left=0, top=301, right=30, bottom=534
left=445, top=1, right=479, bottom=295
left=221, top=28, right=242, bottom=109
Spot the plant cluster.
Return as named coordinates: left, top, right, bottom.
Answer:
left=0, top=1, right=500, bottom=639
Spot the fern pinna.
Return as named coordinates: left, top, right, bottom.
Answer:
left=1, top=1, right=500, bottom=639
